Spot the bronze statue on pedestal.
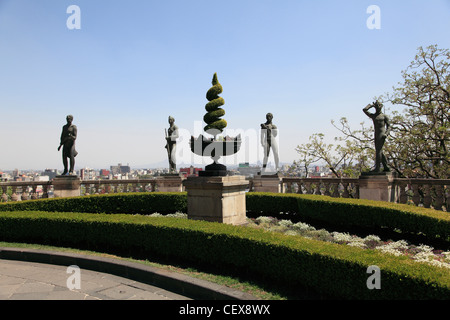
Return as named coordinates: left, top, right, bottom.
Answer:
left=58, top=115, right=78, bottom=175
left=363, top=101, right=391, bottom=172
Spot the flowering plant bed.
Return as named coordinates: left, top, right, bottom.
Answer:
left=247, top=216, right=450, bottom=270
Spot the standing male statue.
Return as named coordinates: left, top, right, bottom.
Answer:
left=261, top=112, right=279, bottom=173
left=363, top=101, right=391, bottom=172
left=58, top=115, right=78, bottom=175
left=165, top=116, right=179, bottom=173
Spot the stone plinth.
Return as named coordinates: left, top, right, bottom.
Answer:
left=183, top=175, right=249, bottom=225
left=359, top=172, right=397, bottom=202
left=158, top=174, right=185, bottom=192
left=252, top=173, right=284, bottom=193
left=53, top=175, right=81, bottom=198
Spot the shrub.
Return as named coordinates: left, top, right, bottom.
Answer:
left=0, top=210, right=449, bottom=299
left=247, top=193, right=450, bottom=242
left=2, top=191, right=449, bottom=246
left=0, top=192, right=187, bottom=215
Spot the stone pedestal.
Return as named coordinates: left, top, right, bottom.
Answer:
left=158, top=174, right=185, bottom=192
left=252, top=173, right=284, bottom=193
left=183, top=175, right=249, bottom=225
left=358, top=172, right=397, bottom=202
left=53, top=175, right=81, bottom=198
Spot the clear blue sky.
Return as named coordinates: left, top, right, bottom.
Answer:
left=1, top=0, right=450, bottom=171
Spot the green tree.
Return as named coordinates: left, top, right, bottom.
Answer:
left=295, top=45, right=449, bottom=179
left=382, top=45, right=449, bottom=178
left=295, top=133, right=363, bottom=178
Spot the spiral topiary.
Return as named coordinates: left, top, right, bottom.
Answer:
left=203, top=73, right=227, bottom=135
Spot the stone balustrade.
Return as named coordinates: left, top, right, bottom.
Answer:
left=1, top=175, right=448, bottom=211
left=80, top=179, right=158, bottom=195
left=1, top=181, right=53, bottom=202
left=1, top=178, right=162, bottom=201
left=282, top=177, right=360, bottom=199
left=393, top=178, right=450, bottom=211
left=282, top=177, right=449, bottom=211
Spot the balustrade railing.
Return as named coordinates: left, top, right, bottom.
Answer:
left=1, top=181, right=54, bottom=202
left=80, top=179, right=158, bottom=195
left=0, top=178, right=159, bottom=201
left=1, top=176, right=449, bottom=211
left=282, top=177, right=360, bottom=199
left=393, top=179, right=449, bottom=211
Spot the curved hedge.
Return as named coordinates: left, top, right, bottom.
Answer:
left=0, top=210, right=450, bottom=299
left=0, top=192, right=450, bottom=241
left=246, top=193, right=450, bottom=243
left=0, top=192, right=187, bottom=215
left=1, top=192, right=449, bottom=242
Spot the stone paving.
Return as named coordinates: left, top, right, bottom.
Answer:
left=0, top=247, right=259, bottom=301
left=0, top=259, right=190, bottom=300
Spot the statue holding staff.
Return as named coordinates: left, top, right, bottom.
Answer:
left=58, top=115, right=78, bottom=175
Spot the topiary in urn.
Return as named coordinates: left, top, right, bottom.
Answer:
left=190, top=73, right=241, bottom=176
left=203, top=72, right=227, bottom=136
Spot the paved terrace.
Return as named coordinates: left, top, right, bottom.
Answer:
left=0, top=247, right=258, bottom=300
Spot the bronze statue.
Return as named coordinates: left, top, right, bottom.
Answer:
left=165, top=116, right=179, bottom=173
left=363, top=101, right=391, bottom=172
left=261, top=112, right=279, bottom=172
left=58, top=115, right=78, bottom=175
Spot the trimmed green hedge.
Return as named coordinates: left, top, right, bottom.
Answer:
left=2, top=192, right=449, bottom=242
left=247, top=193, right=450, bottom=242
left=0, top=192, right=187, bottom=215
left=0, top=210, right=449, bottom=299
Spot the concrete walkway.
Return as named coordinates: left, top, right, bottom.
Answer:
left=0, top=259, right=189, bottom=300
left=0, top=247, right=258, bottom=300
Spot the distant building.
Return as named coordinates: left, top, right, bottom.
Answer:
left=0, top=171, right=11, bottom=181
left=179, top=166, right=203, bottom=177
left=36, top=176, right=50, bottom=182
left=41, top=169, right=57, bottom=180
left=80, top=168, right=96, bottom=180
left=110, top=163, right=131, bottom=175
left=236, top=162, right=261, bottom=177
left=14, top=174, right=30, bottom=182
left=100, top=169, right=110, bottom=177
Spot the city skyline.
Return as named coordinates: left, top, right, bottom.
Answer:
left=1, top=1, right=450, bottom=171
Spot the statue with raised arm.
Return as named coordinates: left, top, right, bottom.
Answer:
left=165, top=116, right=179, bottom=173
left=261, top=112, right=279, bottom=173
left=58, top=115, right=78, bottom=175
left=363, top=101, right=391, bottom=172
